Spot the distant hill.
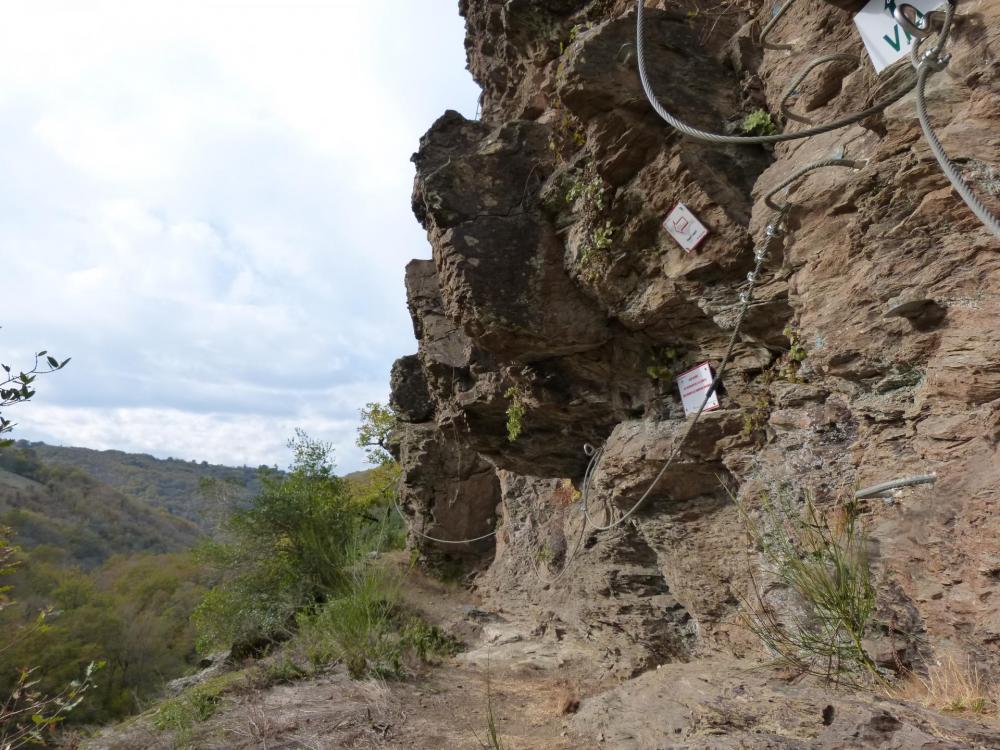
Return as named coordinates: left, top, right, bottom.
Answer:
left=0, top=452, right=201, bottom=568
left=14, top=441, right=262, bottom=530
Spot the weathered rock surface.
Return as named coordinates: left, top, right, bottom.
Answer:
left=391, top=0, right=1000, bottom=738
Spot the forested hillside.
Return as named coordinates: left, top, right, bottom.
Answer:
left=14, top=441, right=261, bottom=532
left=0, top=447, right=201, bottom=568
left=0, top=445, right=219, bottom=731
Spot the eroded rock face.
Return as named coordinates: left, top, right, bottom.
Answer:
left=396, top=421, right=499, bottom=562
left=392, top=0, right=1000, bottom=687
left=412, top=112, right=611, bottom=361
left=480, top=470, right=697, bottom=677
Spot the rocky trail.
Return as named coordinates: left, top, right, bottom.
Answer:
left=84, top=554, right=1000, bottom=749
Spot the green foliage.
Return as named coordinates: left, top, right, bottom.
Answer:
left=564, top=168, right=605, bottom=211
left=294, top=553, right=459, bottom=680
left=399, top=618, right=462, bottom=663
left=741, top=108, right=779, bottom=136
left=504, top=386, right=527, bottom=443
left=535, top=544, right=555, bottom=564
left=0, top=546, right=210, bottom=727
left=193, top=430, right=406, bottom=657
left=357, top=402, right=399, bottom=466
left=559, top=22, right=592, bottom=54
left=645, top=347, right=682, bottom=382
left=295, top=560, right=403, bottom=678
left=192, top=432, right=357, bottom=653
left=1, top=660, right=101, bottom=750
left=737, top=490, right=880, bottom=684
left=0, top=350, right=70, bottom=443
left=740, top=396, right=771, bottom=438
left=547, top=111, right=586, bottom=163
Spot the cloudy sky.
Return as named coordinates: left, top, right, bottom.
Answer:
left=0, top=1, right=479, bottom=472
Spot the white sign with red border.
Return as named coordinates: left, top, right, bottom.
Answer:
left=664, top=202, right=709, bottom=252
left=676, top=361, right=720, bottom=417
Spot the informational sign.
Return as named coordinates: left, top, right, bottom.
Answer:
left=664, top=202, right=709, bottom=252
left=676, top=362, right=720, bottom=417
left=854, top=0, right=945, bottom=73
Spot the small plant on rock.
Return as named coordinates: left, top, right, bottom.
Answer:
left=645, top=347, right=681, bottom=382
left=778, top=325, right=808, bottom=382
left=547, top=110, right=587, bottom=163
left=564, top=163, right=617, bottom=283
left=504, top=385, right=528, bottom=443
left=741, top=108, right=779, bottom=137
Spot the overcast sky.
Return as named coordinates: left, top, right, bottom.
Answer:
left=0, top=1, right=479, bottom=472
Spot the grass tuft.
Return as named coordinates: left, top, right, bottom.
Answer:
left=890, top=656, right=999, bottom=716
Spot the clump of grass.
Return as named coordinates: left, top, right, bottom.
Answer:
left=295, top=558, right=461, bottom=679
left=890, top=656, right=999, bottom=716
left=296, top=561, right=404, bottom=678
left=737, top=489, right=880, bottom=685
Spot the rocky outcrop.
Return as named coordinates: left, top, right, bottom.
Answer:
left=393, top=0, right=1000, bottom=699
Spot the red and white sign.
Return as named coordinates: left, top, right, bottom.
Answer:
left=676, top=361, right=720, bottom=417
left=664, top=202, right=709, bottom=252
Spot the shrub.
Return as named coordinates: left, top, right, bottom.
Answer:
left=193, top=431, right=360, bottom=653
left=737, top=490, right=880, bottom=684
left=1, top=528, right=102, bottom=748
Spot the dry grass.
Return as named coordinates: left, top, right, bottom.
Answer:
left=890, top=657, right=1000, bottom=717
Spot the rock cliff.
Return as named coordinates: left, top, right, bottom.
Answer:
left=392, top=0, right=1000, bottom=737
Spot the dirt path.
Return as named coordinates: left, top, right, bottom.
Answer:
left=82, top=557, right=1000, bottom=750
left=81, top=557, right=605, bottom=750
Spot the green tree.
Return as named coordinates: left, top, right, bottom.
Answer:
left=356, top=402, right=398, bottom=466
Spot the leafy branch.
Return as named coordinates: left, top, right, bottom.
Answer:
left=0, top=350, right=71, bottom=440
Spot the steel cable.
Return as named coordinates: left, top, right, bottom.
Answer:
left=635, top=0, right=917, bottom=145
left=906, top=2, right=1000, bottom=238
left=581, top=220, right=784, bottom=532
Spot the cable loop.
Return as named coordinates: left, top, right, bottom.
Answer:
left=635, top=0, right=918, bottom=145
left=894, top=3, right=949, bottom=40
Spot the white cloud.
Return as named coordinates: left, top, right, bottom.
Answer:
left=0, top=1, right=480, bottom=471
